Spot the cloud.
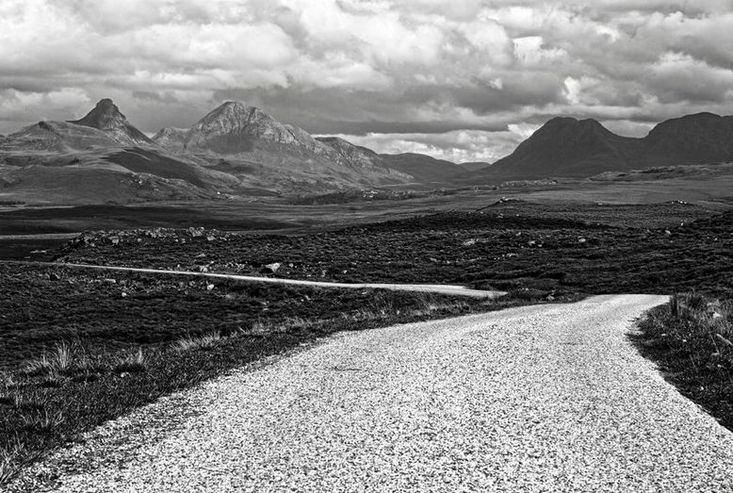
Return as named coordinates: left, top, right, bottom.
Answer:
left=1, top=0, right=732, bottom=159
left=331, top=129, right=524, bottom=163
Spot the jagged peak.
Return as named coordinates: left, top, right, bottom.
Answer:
left=193, top=100, right=275, bottom=130
left=69, top=98, right=126, bottom=129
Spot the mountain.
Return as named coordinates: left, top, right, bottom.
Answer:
left=459, top=161, right=492, bottom=172
left=153, top=101, right=412, bottom=192
left=315, top=137, right=382, bottom=169
left=0, top=99, right=229, bottom=204
left=463, top=113, right=733, bottom=184
left=151, top=127, right=187, bottom=153
left=69, top=98, right=154, bottom=147
left=315, top=137, right=467, bottom=184
left=1, top=120, right=121, bottom=153
left=378, top=153, right=466, bottom=184
left=643, top=113, right=733, bottom=166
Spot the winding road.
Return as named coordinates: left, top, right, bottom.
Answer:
left=12, top=295, right=733, bottom=492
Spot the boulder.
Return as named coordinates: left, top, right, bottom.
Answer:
left=260, top=262, right=281, bottom=274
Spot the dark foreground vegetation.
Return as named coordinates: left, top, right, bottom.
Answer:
left=635, top=293, right=733, bottom=431
left=0, top=263, right=563, bottom=484
left=1, top=200, right=731, bottom=484
left=58, top=201, right=732, bottom=297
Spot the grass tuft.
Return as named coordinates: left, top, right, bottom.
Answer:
left=174, top=332, right=223, bottom=352
left=114, top=348, right=148, bottom=373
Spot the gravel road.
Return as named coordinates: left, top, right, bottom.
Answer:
left=11, top=294, right=733, bottom=492
left=5, top=261, right=503, bottom=298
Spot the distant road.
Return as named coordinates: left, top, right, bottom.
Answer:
left=12, top=295, right=733, bottom=492
left=4, top=261, right=504, bottom=298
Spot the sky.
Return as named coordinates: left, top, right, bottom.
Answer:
left=1, top=0, right=733, bottom=162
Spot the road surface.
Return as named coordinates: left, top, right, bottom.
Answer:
left=11, top=295, right=733, bottom=492
left=6, top=261, right=504, bottom=299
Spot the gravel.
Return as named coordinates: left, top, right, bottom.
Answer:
left=10, top=294, right=733, bottom=492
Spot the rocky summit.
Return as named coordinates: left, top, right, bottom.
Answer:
left=69, top=98, right=154, bottom=147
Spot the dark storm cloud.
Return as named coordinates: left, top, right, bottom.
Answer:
left=1, top=0, right=733, bottom=160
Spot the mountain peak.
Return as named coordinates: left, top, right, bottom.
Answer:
left=68, top=99, right=153, bottom=146
left=185, top=101, right=301, bottom=154
left=70, top=98, right=127, bottom=130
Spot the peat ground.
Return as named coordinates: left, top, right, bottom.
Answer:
left=1, top=200, right=731, bottom=484
left=56, top=201, right=733, bottom=298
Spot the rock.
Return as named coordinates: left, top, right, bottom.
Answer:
left=206, top=284, right=215, bottom=291
left=578, top=237, right=587, bottom=244
left=260, top=262, right=281, bottom=274
left=188, top=227, right=205, bottom=237
left=49, top=272, right=61, bottom=281
left=110, top=236, right=120, bottom=245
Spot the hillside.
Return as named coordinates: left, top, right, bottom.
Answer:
left=154, top=101, right=412, bottom=192
left=459, top=161, right=492, bottom=172
left=463, top=113, right=733, bottom=184
left=316, top=137, right=466, bottom=184
left=379, top=153, right=466, bottom=184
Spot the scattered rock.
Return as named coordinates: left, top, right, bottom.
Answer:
left=261, top=262, right=281, bottom=274
left=578, top=237, right=587, bottom=244
left=188, top=227, right=205, bottom=237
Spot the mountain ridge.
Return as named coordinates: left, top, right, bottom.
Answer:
left=462, top=112, right=733, bottom=183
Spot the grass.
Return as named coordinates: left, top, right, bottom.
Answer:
left=174, top=332, right=223, bottom=352
left=0, top=264, right=566, bottom=486
left=634, top=293, right=733, bottom=430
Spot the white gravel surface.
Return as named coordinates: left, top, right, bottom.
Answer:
left=10, top=294, right=733, bottom=492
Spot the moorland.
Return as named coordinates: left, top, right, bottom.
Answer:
left=1, top=97, right=733, bottom=484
